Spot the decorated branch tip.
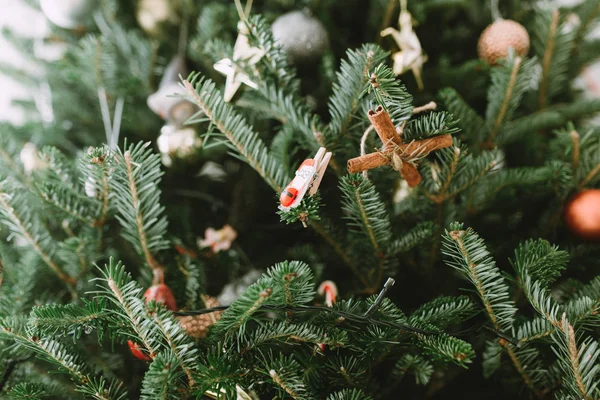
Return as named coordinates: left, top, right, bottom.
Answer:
left=278, top=147, right=332, bottom=227
left=347, top=106, right=452, bottom=186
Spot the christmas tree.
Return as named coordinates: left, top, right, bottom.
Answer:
left=1, top=0, right=600, bottom=398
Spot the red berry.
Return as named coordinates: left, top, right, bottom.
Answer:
left=144, top=284, right=178, bottom=311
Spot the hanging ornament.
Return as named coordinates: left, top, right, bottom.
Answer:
left=144, top=283, right=178, bottom=311
left=279, top=147, right=331, bottom=211
left=393, top=179, right=412, bottom=204
left=380, top=0, right=427, bottom=90
left=271, top=10, right=329, bottom=65
left=20, top=143, right=46, bottom=175
left=217, top=269, right=263, bottom=306
left=316, top=280, right=338, bottom=352
left=40, top=0, right=98, bottom=29
left=128, top=280, right=178, bottom=360
left=198, top=225, right=238, bottom=253
left=157, top=124, right=202, bottom=167
left=136, top=0, right=178, bottom=36
left=214, top=21, right=265, bottom=102
left=564, top=189, right=600, bottom=240
left=147, top=55, right=198, bottom=128
left=477, top=19, right=530, bottom=65
left=177, top=295, right=224, bottom=339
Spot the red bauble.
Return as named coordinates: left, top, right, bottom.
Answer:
left=128, top=283, right=177, bottom=360
left=564, top=189, right=600, bottom=240
left=144, top=283, right=177, bottom=311
left=127, top=340, right=151, bottom=361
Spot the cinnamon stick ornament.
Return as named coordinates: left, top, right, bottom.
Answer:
left=347, top=106, right=453, bottom=186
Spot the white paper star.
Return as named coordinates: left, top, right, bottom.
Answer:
left=381, top=4, right=427, bottom=90
left=214, top=21, right=265, bottom=102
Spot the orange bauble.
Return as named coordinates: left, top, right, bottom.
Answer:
left=564, top=189, right=600, bottom=240
left=144, top=283, right=177, bottom=311
left=477, top=19, right=530, bottom=65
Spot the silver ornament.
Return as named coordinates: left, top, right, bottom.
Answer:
left=40, top=0, right=98, bottom=29
left=272, top=11, right=329, bottom=64
left=147, top=55, right=198, bottom=127
left=217, top=269, right=263, bottom=306
left=157, top=124, right=201, bottom=166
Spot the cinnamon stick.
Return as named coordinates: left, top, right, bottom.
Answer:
left=368, top=106, right=402, bottom=148
left=400, top=163, right=422, bottom=187
left=347, top=134, right=454, bottom=174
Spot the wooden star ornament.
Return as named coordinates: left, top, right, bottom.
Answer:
left=380, top=0, right=427, bottom=90
left=214, top=21, right=265, bottom=102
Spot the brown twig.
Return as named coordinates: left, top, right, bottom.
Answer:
left=486, top=56, right=522, bottom=146
left=539, top=10, right=560, bottom=110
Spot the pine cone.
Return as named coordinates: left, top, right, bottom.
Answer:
left=178, top=296, right=223, bottom=339
left=477, top=19, right=530, bottom=65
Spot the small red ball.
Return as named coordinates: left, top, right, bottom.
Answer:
left=564, top=189, right=600, bottom=240
left=144, top=283, right=178, bottom=311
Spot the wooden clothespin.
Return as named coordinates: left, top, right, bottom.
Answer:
left=347, top=106, right=452, bottom=187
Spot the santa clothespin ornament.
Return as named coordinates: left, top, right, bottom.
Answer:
left=380, top=0, right=427, bottom=90
left=279, top=147, right=332, bottom=216
left=317, top=280, right=338, bottom=352
left=347, top=106, right=452, bottom=187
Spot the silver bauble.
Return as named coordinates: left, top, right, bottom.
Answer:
left=136, top=0, right=177, bottom=36
left=272, top=11, right=329, bottom=64
left=157, top=124, right=201, bottom=166
left=147, top=55, right=198, bottom=127
left=217, top=270, right=263, bottom=306
left=40, top=0, right=98, bottom=29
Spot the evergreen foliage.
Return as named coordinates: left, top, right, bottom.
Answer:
left=0, top=0, right=599, bottom=398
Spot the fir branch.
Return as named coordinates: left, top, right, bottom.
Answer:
left=438, top=87, right=486, bottom=143
left=485, top=55, right=536, bottom=145
left=553, top=316, right=600, bottom=400
left=393, top=354, right=434, bottom=385
left=498, top=340, right=545, bottom=393
left=243, top=16, right=324, bottom=153
left=110, top=142, right=169, bottom=271
left=93, top=259, right=162, bottom=360
left=401, top=111, right=460, bottom=142
left=140, top=351, right=184, bottom=400
left=79, top=146, right=112, bottom=227
left=240, top=322, right=347, bottom=351
left=340, top=174, right=392, bottom=287
left=410, top=295, right=476, bottom=328
left=412, top=324, right=475, bottom=367
left=266, top=354, right=311, bottom=400
left=0, top=322, right=127, bottom=400
left=326, top=44, right=388, bottom=144
left=38, top=182, right=100, bottom=226
left=537, top=9, right=560, bottom=109
left=422, top=141, right=501, bottom=203
left=520, top=272, right=563, bottom=329
left=183, top=76, right=289, bottom=192
left=363, top=63, right=413, bottom=125
left=309, top=220, right=370, bottom=288
left=0, top=182, right=75, bottom=286
left=516, top=318, right=555, bottom=343
left=442, top=223, right=517, bottom=332
left=510, top=239, right=569, bottom=287
left=576, top=276, right=600, bottom=301
left=327, top=389, right=373, bottom=400
left=388, top=221, right=435, bottom=255
left=29, top=300, right=109, bottom=341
